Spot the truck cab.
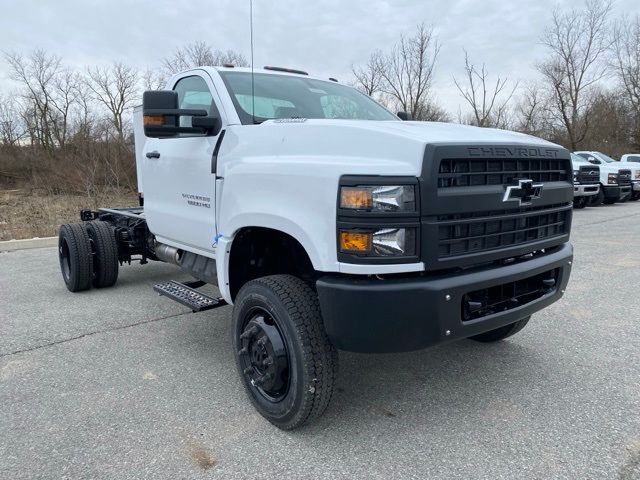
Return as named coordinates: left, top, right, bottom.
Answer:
left=575, top=151, right=632, bottom=204
left=58, top=66, right=574, bottom=429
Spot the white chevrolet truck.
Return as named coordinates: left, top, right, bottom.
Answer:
left=620, top=154, right=640, bottom=201
left=57, top=66, right=574, bottom=429
left=575, top=151, right=633, bottom=205
left=570, top=153, right=600, bottom=208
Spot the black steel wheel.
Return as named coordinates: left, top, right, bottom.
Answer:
left=232, top=275, right=338, bottom=430
left=86, top=221, right=119, bottom=288
left=588, top=188, right=604, bottom=206
left=58, top=223, right=93, bottom=292
left=470, top=315, right=531, bottom=343
left=573, top=197, right=587, bottom=209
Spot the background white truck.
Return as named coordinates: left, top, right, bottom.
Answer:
left=575, top=151, right=633, bottom=204
left=570, top=153, right=600, bottom=208
left=620, top=154, right=640, bottom=200
left=57, top=66, right=574, bottom=429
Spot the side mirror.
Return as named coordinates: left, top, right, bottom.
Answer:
left=143, top=90, right=219, bottom=137
left=587, top=157, right=598, bottom=164
left=397, top=111, right=412, bottom=121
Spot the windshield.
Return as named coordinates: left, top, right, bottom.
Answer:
left=595, top=152, right=617, bottom=163
left=571, top=153, right=590, bottom=164
left=219, top=72, right=398, bottom=124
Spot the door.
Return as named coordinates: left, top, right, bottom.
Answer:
left=142, top=74, right=222, bottom=253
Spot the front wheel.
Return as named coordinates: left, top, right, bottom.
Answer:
left=588, top=188, right=604, bottom=206
left=630, top=192, right=640, bottom=201
left=470, top=316, right=531, bottom=343
left=232, top=275, right=338, bottom=430
left=573, top=196, right=587, bottom=209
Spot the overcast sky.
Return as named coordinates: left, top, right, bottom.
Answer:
left=1, top=0, right=638, bottom=115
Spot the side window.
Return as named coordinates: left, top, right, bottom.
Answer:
left=173, top=76, right=214, bottom=128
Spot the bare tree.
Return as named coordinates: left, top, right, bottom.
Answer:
left=4, top=50, right=63, bottom=149
left=379, top=24, right=442, bottom=120
left=612, top=15, right=640, bottom=149
left=537, top=0, right=613, bottom=150
left=86, top=62, right=138, bottom=141
left=0, top=94, right=26, bottom=145
left=515, top=83, right=548, bottom=136
left=352, top=50, right=385, bottom=96
left=161, top=41, right=249, bottom=74
left=142, top=67, right=167, bottom=91
left=453, top=50, right=518, bottom=128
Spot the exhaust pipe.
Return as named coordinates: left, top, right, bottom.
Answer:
left=155, top=243, right=183, bottom=265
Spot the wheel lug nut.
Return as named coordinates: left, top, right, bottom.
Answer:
left=262, top=358, right=273, bottom=367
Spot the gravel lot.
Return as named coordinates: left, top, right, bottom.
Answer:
left=1, top=203, right=639, bottom=479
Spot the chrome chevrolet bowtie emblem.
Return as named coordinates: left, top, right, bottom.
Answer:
left=503, top=179, right=543, bottom=206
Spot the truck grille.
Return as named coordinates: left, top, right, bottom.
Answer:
left=438, top=158, right=569, bottom=188
left=618, top=169, right=632, bottom=186
left=437, top=204, right=571, bottom=258
left=420, top=144, right=573, bottom=270
left=577, top=165, right=599, bottom=184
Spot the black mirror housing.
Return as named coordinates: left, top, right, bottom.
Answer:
left=397, top=111, right=412, bottom=121
left=143, top=90, right=219, bottom=137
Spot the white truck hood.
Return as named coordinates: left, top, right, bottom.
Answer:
left=234, top=120, right=564, bottom=177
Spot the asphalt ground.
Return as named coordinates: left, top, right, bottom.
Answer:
left=1, top=202, right=639, bottom=479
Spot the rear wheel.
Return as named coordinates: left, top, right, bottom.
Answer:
left=86, top=221, right=119, bottom=288
left=470, top=316, right=531, bottom=343
left=588, top=188, right=604, bottom=206
left=232, top=275, right=338, bottom=430
left=573, top=196, right=587, bottom=209
left=58, top=223, right=93, bottom=292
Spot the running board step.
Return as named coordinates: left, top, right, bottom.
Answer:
left=153, top=280, right=227, bottom=312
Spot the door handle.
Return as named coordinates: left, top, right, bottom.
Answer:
left=146, top=151, right=160, bottom=159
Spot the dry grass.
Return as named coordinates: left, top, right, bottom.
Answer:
left=0, top=189, right=138, bottom=241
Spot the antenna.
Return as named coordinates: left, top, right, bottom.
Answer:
left=250, top=0, right=255, bottom=124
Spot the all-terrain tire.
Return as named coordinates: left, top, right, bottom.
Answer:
left=573, top=197, right=587, bottom=209
left=58, top=223, right=93, bottom=292
left=588, top=188, right=604, bottom=206
left=86, top=221, right=119, bottom=288
left=232, top=274, right=338, bottom=430
left=470, top=315, right=531, bottom=343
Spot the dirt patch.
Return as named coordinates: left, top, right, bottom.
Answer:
left=189, top=441, right=218, bottom=471
left=0, top=189, right=137, bottom=241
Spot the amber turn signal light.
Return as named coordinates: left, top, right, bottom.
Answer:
left=339, top=231, right=372, bottom=253
left=143, top=115, right=165, bottom=126
left=340, top=187, right=373, bottom=210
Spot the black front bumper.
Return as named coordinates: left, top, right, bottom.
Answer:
left=602, top=185, right=621, bottom=199
left=317, top=243, right=573, bottom=353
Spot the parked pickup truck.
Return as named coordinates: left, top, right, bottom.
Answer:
left=620, top=154, right=640, bottom=201
left=575, top=151, right=633, bottom=204
left=57, top=66, right=574, bottom=429
left=571, top=153, right=600, bottom=208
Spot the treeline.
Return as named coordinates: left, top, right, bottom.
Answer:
left=352, top=0, right=640, bottom=156
left=1, top=0, right=638, bottom=197
left=0, top=43, right=247, bottom=195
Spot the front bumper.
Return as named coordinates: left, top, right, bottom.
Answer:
left=620, top=185, right=632, bottom=199
left=573, top=183, right=599, bottom=197
left=602, top=185, right=621, bottom=199
left=633, top=181, right=640, bottom=192
left=317, top=243, right=573, bottom=353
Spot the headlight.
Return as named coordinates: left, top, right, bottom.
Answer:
left=340, top=185, right=416, bottom=213
left=608, top=173, right=618, bottom=184
left=573, top=170, right=578, bottom=182
left=339, top=227, right=417, bottom=256
left=635, top=171, right=640, bottom=180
